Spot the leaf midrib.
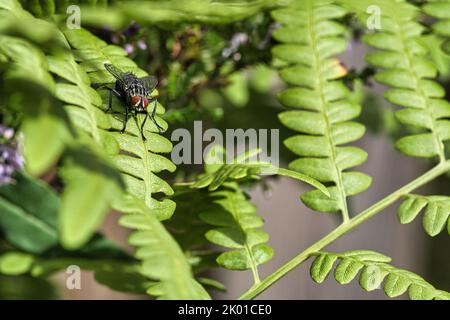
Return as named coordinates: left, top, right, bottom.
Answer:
left=394, top=14, right=446, bottom=162
left=141, top=208, right=197, bottom=299
left=0, top=195, right=58, bottom=238
left=307, top=1, right=349, bottom=221
left=228, top=191, right=261, bottom=284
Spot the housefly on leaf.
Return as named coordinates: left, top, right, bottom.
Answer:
left=103, top=63, right=164, bottom=141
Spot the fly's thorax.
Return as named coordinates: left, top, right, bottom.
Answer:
left=123, top=76, right=150, bottom=97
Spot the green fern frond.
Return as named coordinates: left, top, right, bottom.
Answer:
left=310, top=250, right=450, bottom=300
left=398, top=194, right=450, bottom=237
left=200, top=182, right=272, bottom=283
left=62, top=28, right=176, bottom=218
left=271, top=0, right=371, bottom=220
left=114, top=195, right=210, bottom=300
left=423, top=0, right=450, bottom=55
left=165, top=186, right=225, bottom=292
left=183, top=149, right=273, bottom=284
left=345, top=0, right=450, bottom=162
left=166, top=188, right=221, bottom=261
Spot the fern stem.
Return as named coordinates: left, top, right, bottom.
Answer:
left=239, top=160, right=450, bottom=300
left=228, top=191, right=262, bottom=285
left=136, top=113, right=153, bottom=208
left=248, top=248, right=261, bottom=284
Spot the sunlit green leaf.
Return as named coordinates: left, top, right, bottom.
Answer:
left=397, top=194, right=450, bottom=237
left=310, top=250, right=449, bottom=300
left=0, top=252, right=34, bottom=275
left=59, top=147, right=124, bottom=249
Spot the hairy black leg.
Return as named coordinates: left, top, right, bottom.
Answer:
left=149, top=97, right=164, bottom=133
left=121, top=106, right=129, bottom=133
left=105, top=87, right=122, bottom=113
left=107, top=88, right=113, bottom=113
left=140, top=112, right=149, bottom=141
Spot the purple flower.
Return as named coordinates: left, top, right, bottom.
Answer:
left=124, top=43, right=135, bottom=55
left=0, top=125, right=14, bottom=140
left=0, top=144, right=23, bottom=185
left=0, top=126, right=24, bottom=185
left=137, top=40, right=147, bottom=51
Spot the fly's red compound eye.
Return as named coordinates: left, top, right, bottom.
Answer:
left=131, top=95, right=141, bottom=106
left=143, top=97, right=149, bottom=108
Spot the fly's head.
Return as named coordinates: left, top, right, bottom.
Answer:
left=130, top=95, right=149, bottom=112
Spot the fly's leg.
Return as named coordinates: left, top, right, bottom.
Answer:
left=149, top=97, right=164, bottom=133
left=121, top=105, right=129, bottom=134
left=107, top=88, right=113, bottom=113
left=105, top=87, right=122, bottom=113
left=140, top=112, right=149, bottom=141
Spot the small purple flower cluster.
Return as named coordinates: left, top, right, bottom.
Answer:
left=0, top=125, right=24, bottom=185
left=111, top=22, right=148, bottom=55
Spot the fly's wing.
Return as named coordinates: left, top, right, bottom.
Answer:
left=139, top=75, right=158, bottom=94
left=104, top=63, right=125, bottom=82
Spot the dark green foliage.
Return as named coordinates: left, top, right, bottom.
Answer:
left=0, top=172, right=59, bottom=254
left=0, top=274, right=58, bottom=299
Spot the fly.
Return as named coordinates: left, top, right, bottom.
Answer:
left=103, top=63, right=164, bottom=141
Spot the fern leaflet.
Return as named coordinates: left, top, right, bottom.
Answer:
left=398, top=194, right=450, bottom=237
left=310, top=250, right=450, bottom=300
left=186, top=148, right=329, bottom=195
